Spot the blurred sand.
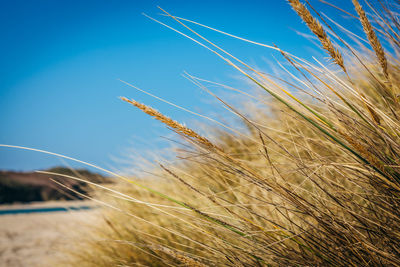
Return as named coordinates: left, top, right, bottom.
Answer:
left=0, top=201, right=97, bottom=267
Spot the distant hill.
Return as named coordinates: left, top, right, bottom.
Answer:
left=0, top=167, right=111, bottom=204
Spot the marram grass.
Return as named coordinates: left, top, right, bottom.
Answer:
left=56, top=1, right=400, bottom=266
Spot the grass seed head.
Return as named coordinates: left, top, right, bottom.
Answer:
left=288, top=0, right=346, bottom=73
left=121, top=97, right=217, bottom=149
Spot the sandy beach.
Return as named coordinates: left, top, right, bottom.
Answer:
left=0, top=201, right=97, bottom=267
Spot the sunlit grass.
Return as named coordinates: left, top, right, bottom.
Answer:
left=4, top=0, right=400, bottom=266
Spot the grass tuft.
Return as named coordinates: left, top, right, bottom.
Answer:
left=57, top=1, right=400, bottom=266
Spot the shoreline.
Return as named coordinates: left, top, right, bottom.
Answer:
left=0, top=200, right=97, bottom=216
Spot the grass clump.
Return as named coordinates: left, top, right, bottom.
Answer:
left=64, top=1, right=400, bottom=266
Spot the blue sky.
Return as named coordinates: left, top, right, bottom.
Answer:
left=0, top=0, right=353, bottom=171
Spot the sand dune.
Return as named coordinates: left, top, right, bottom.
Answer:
left=0, top=201, right=97, bottom=267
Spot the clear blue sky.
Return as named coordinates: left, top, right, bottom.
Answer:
left=0, top=0, right=353, bottom=171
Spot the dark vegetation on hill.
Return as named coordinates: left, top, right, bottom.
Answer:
left=0, top=167, right=110, bottom=204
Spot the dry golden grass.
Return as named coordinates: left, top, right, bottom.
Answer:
left=289, top=0, right=346, bottom=73
left=353, top=0, right=388, bottom=79
left=59, top=1, right=400, bottom=266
